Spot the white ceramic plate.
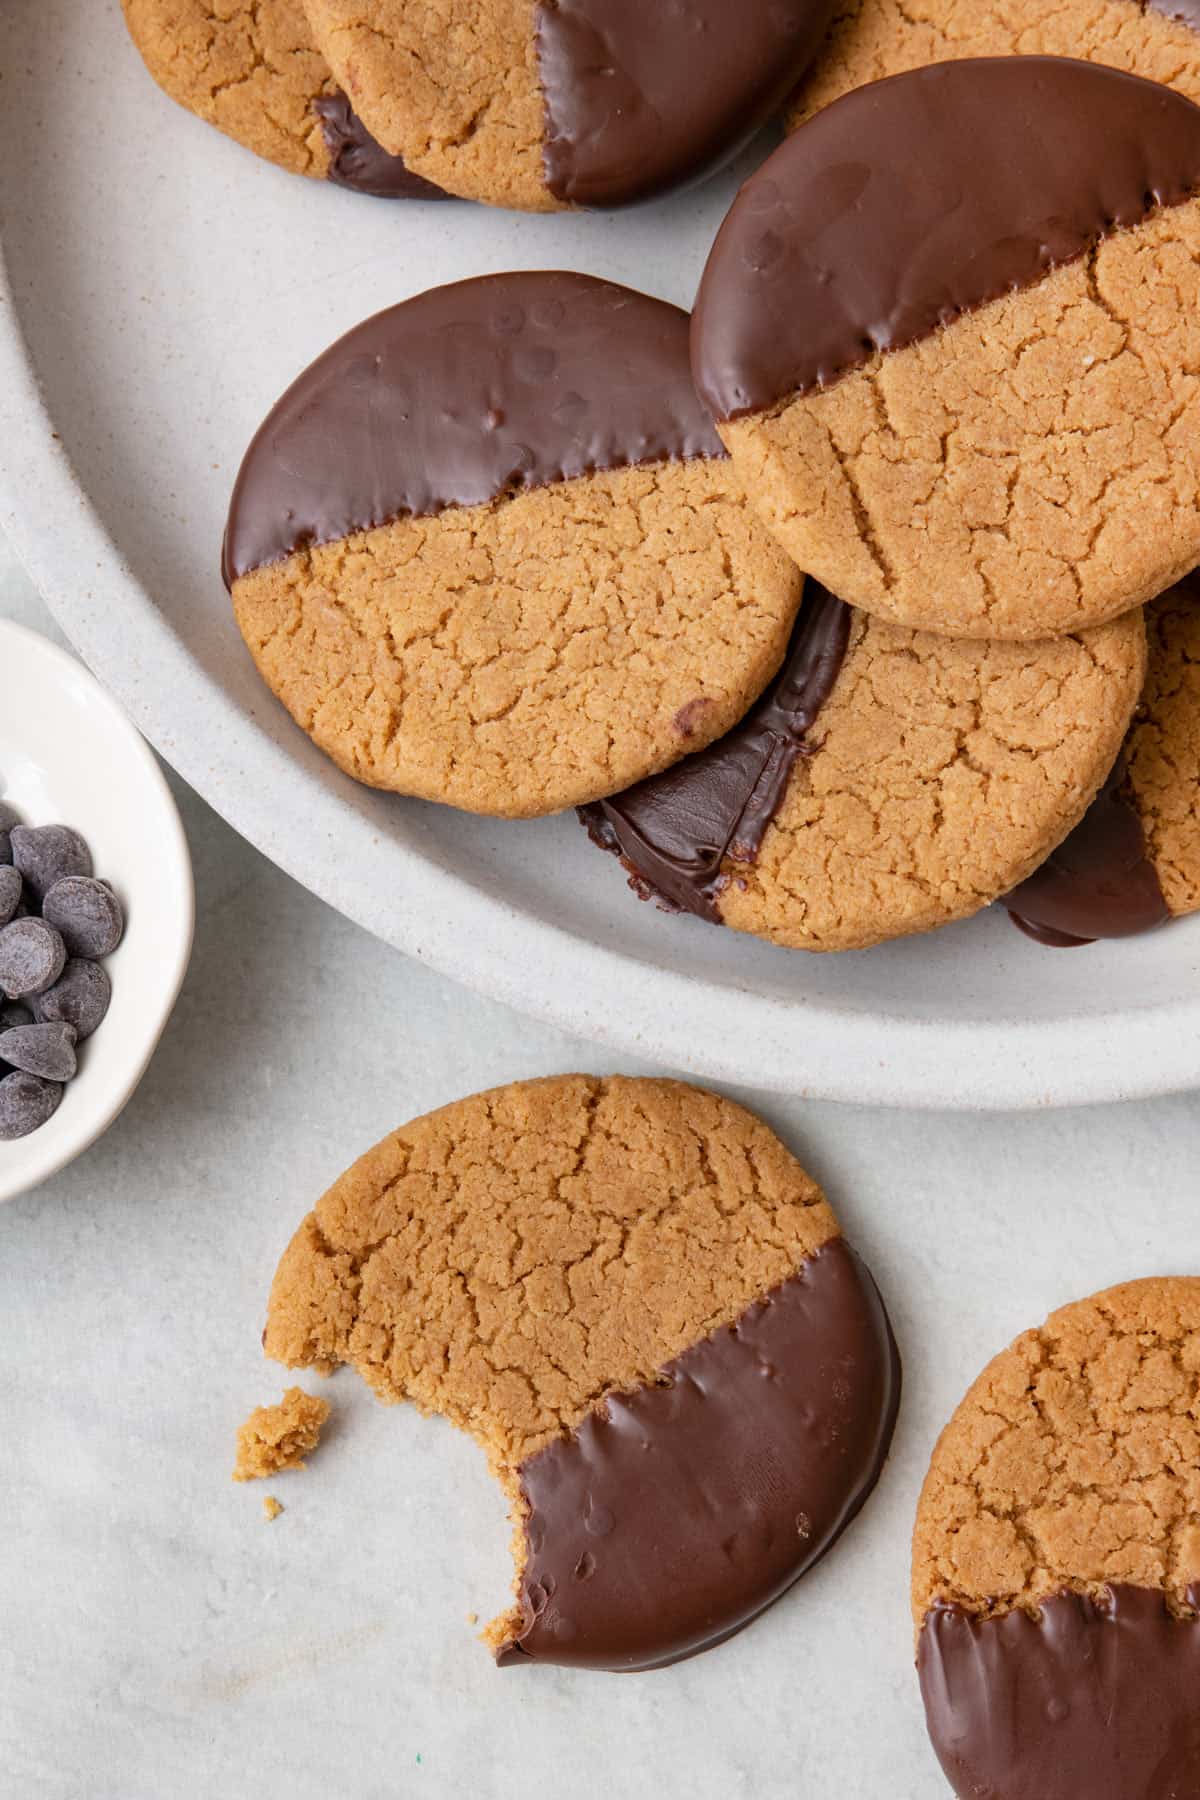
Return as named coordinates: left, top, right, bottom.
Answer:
left=0, top=622, right=193, bottom=1201
left=2, top=0, right=1198, bottom=1110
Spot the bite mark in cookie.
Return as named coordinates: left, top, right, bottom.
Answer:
left=260, top=1076, right=900, bottom=1670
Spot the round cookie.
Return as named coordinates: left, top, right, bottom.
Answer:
left=692, top=57, right=1200, bottom=641
left=913, top=1277, right=1200, bottom=1798
left=262, top=1075, right=900, bottom=1671
left=581, top=585, right=1146, bottom=952
left=298, top=0, right=836, bottom=211
left=790, top=0, right=1200, bottom=130
left=224, top=272, right=804, bottom=818
left=121, top=0, right=445, bottom=196
left=1006, top=576, right=1200, bottom=944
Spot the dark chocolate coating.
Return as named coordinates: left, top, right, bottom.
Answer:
left=692, top=57, right=1200, bottom=420
left=223, top=272, right=723, bottom=584
left=313, top=93, right=451, bottom=200
left=1006, top=757, right=1169, bottom=945
left=496, top=1236, right=900, bottom=1672
left=919, top=1585, right=1200, bottom=1799
left=580, top=583, right=851, bottom=919
left=536, top=0, right=836, bottom=208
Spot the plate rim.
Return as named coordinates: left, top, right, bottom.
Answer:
left=2, top=216, right=1199, bottom=1112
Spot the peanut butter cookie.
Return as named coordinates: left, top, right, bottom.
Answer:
left=261, top=1075, right=900, bottom=1671
left=225, top=273, right=804, bottom=818
left=693, top=58, right=1200, bottom=641
left=121, top=0, right=444, bottom=195
left=582, top=585, right=1146, bottom=951
left=299, top=0, right=835, bottom=210
left=914, top=1277, right=1200, bottom=1798
left=790, top=0, right=1200, bottom=129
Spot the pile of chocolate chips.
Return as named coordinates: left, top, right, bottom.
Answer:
left=0, top=801, right=123, bottom=1141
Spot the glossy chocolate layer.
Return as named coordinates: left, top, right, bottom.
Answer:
left=919, top=1585, right=1200, bottom=1799
left=692, top=57, right=1200, bottom=420
left=224, top=272, right=723, bottom=584
left=1006, top=758, right=1169, bottom=945
left=313, top=94, right=450, bottom=200
left=496, top=1236, right=900, bottom=1672
left=536, top=0, right=835, bottom=208
left=580, top=583, right=851, bottom=920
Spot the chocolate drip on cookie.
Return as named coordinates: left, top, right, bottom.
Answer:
left=535, top=0, right=835, bottom=208
left=692, top=57, right=1200, bottom=419
left=580, top=583, right=851, bottom=920
left=496, top=1237, right=900, bottom=1672
left=1006, top=757, right=1169, bottom=945
left=313, top=93, right=451, bottom=199
left=919, top=1585, right=1200, bottom=1798
left=223, top=272, right=724, bottom=583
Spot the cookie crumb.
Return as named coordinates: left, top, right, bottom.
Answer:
left=465, top=1611, right=478, bottom=1626
left=263, top=1495, right=283, bottom=1522
left=233, top=1386, right=330, bottom=1482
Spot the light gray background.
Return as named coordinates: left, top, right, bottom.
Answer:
left=2, top=534, right=1198, bottom=1800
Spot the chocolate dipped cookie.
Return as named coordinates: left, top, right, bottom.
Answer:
left=791, top=0, right=1200, bottom=129
left=582, top=585, right=1146, bottom=951
left=121, top=0, right=445, bottom=196
left=225, top=273, right=803, bottom=818
left=692, top=58, right=1200, bottom=641
left=914, top=1277, right=1200, bottom=1798
left=1006, top=578, right=1200, bottom=943
left=261, top=1075, right=900, bottom=1671
left=298, top=0, right=835, bottom=210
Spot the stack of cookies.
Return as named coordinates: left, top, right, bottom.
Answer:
left=122, top=7, right=1200, bottom=960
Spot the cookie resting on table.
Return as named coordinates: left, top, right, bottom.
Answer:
left=791, top=0, right=1200, bottom=127
left=581, top=584, right=1145, bottom=951
left=224, top=272, right=804, bottom=818
left=913, top=1277, right=1200, bottom=1799
left=260, top=1076, right=900, bottom=1671
left=1007, top=576, right=1200, bottom=943
left=299, top=0, right=836, bottom=210
left=121, top=0, right=446, bottom=196
left=692, top=57, right=1200, bottom=641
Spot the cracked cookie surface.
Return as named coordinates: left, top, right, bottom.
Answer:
left=790, top=0, right=1200, bottom=129
left=122, top=0, right=334, bottom=176
left=1128, top=577, right=1200, bottom=915
left=260, top=1075, right=899, bottom=1669
left=713, top=608, right=1144, bottom=950
left=719, top=221, right=1200, bottom=639
left=231, top=459, right=802, bottom=816
left=913, top=1277, right=1200, bottom=1626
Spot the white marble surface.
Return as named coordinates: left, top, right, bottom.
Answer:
left=3, top=533, right=1199, bottom=1800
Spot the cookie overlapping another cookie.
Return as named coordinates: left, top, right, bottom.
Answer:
left=224, top=272, right=804, bottom=818
left=693, top=57, right=1200, bottom=641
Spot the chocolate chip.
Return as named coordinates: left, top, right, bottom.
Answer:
left=42, top=876, right=124, bottom=959
left=0, top=800, right=18, bottom=867
left=0, top=917, right=67, bottom=999
left=0, top=1070, right=63, bottom=1141
left=10, top=824, right=92, bottom=902
left=0, top=864, right=22, bottom=927
left=34, top=958, right=111, bottom=1040
left=0, top=1021, right=77, bottom=1081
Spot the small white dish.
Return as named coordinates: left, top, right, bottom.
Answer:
left=0, top=621, right=193, bottom=1201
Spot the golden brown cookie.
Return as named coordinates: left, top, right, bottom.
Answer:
left=1006, top=576, right=1200, bottom=943
left=224, top=273, right=803, bottom=818
left=582, top=585, right=1146, bottom=951
left=121, top=0, right=445, bottom=195
left=790, top=0, right=1200, bottom=128
left=692, top=58, right=1200, bottom=641
left=261, top=1075, right=900, bottom=1671
left=299, top=0, right=836, bottom=210
left=913, top=1277, right=1200, bottom=1798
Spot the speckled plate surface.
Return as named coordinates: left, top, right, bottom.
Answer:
left=2, top=0, right=1198, bottom=1110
